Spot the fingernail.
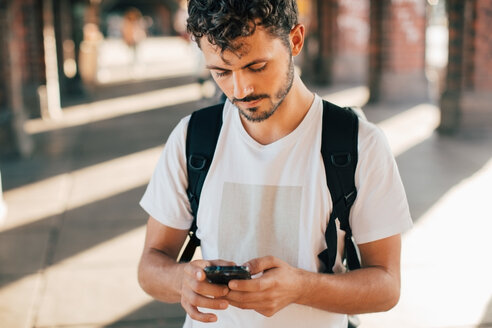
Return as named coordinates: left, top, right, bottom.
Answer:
left=220, top=302, right=228, bottom=309
left=196, top=271, right=203, bottom=279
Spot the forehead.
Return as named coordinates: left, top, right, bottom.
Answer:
left=200, top=27, right=285, bottom=67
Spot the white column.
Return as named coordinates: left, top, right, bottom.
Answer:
left=41, top=0, right=62, bottom=120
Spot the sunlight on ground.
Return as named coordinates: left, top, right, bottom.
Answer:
left=0, top=227, right=151, bottom=327
left=321, top=86, right=370, bottom=108
left=360, top=158, right=492, bottom=328
left=24, top=83, right=202, bottom=134
left=378, top=104, right=440, bottom=156
left=2, top=146, right=161, bottom=232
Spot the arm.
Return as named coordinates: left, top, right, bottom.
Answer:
left=225, top=234, right=401, bottom=316
left=298, top=234, right=401, bottom=314
left=137, top=216, right=231, bottom=322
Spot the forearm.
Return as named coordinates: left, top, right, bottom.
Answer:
left=297, top=266, right=400, bottom=314
left=138, top=248, right=185, bottom=303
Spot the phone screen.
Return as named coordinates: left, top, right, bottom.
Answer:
left=204, top=265, right=251, bottom=284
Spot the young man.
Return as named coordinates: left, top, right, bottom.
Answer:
left=138, top=1, right=412, bottom=327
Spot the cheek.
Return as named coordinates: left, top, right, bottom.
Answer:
left=212, top=76, right=232, bottom=94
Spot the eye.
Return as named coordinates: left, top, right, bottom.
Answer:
left=249, top=63, right=267, bottom=72
left=214, top=70, right=230, bottom=77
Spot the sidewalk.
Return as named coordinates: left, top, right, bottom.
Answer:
left=0, top=82, right=491, bottom=328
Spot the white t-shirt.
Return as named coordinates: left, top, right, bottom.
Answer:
left=140, top=94, right=413, bottom=328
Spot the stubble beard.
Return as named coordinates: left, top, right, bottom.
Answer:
left=236, top=56, right=295, bottom=123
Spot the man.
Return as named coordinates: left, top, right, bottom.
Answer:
left=138, top=1, right=412, bottom=327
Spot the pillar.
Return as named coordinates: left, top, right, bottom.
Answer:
left=440, top=0, right=492, bottom=134
left=0, top=2, right=17, bottom=157
left=332, top=0, right=370, bottom=84
left=314, top=0, right=338, bottom=84
left=369, top=0, right=428, bottom=103
left=0, top=0, right=33, bottom=157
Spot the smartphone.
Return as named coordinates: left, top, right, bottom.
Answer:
left=203, top=265, right=251, bottom=285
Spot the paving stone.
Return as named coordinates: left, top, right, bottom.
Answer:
left=0, top=273, right=41, bottom=328
left=52, top=225, right=145, bottom=268
left=36, top=266, right=169, bottom=327
left=0, top=230, right=51, bottom=275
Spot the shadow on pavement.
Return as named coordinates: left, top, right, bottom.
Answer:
left=104, top=301, right=185, bottom=328
left=0, top=100, right=200, bottom=192
left=480, top=296, right=492, bottom=327
left=396, top=133, right=492, bottom=223
left=0, top=185, right=147, bottom=289
left=64, top=75, right=197, bottom=107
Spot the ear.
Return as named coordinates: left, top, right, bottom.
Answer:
left=289, top=24, right=305, bottom=56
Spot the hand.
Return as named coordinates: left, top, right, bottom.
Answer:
left=181, top=259, right=234, bottom=322
left=225, top=256, right=303, bottom=317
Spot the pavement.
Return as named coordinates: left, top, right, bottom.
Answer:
left=1, top=40, right=492, bottom=327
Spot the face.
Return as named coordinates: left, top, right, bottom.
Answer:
left=201, top=27, right=295, bottom=123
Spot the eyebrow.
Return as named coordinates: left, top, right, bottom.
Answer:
left=206, top=58, right=268, bottom=71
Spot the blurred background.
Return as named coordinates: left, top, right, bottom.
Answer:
left=0, top=0, right=491, bottom=327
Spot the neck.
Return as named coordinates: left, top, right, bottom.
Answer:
left=239, top=75, right=314, bottom=145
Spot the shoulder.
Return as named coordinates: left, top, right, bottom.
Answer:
left=168, top=114, right=191, bottom=145
left=357, top=118, right=392, bottom=155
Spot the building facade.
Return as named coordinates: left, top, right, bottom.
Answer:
left=0, top=0, right=491, bottom=157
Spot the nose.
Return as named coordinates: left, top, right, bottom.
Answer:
left=232, top=71, right=254, bottom=100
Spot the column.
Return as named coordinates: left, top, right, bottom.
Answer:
left=455, top=0, right=492, bottom=133
left=332, top=0, right=370, bottom=84
left=369, top=0, right=428, bottom=103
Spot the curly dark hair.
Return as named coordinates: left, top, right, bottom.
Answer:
left=186, top=0, right=299, bottom=52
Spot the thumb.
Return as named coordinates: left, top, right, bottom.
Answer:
left=243, top=256, right=280, bottom=275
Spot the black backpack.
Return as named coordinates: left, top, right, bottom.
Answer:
left=179, top=100, right=361, bottom=274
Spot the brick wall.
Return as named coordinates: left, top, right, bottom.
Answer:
left=0, top=0, right=43, bottom=157
left=336, top=0, right=369, bottom=53
left=472, top=0, right=492, bottom=92
left=332, top=0, right=370, bottom=83
left=19, top=0, right=45, bottom=118
left=441, top=0, right=492, bottom=134
left=369, top=0, right=427, bottom=103
left=313, top=0, right=338, bottom=84
left=384, top=0, right=426, bottom=73
left=0, top=2, right=15, bottom=156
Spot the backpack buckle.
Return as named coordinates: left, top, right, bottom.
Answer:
left=188, top=154, right=207, bottom=171
left=330, top=152, right=351, bottom=168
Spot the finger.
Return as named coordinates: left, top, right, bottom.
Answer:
left=228, top=277, right=269, bottom=292
left=183, top=287, right=229, bottom=310
left=226, top=289, right=263, bottom=303
left=183, top=260, right=212, bottom=282
left=243, top=256, right=281, bottom=275
left=210, top=259, right=237, bottom=266
left=229, top=300, right=266, bottom=310
left=185, top=275, right=230, bottom=298
left=195, top=281, right=230, bottom=298
left=181, top=300, right=219, bottom=323
left=187, top=259, right=236, bottom=281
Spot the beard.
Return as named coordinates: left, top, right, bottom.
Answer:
left=233, top=56, right=295, bottom=123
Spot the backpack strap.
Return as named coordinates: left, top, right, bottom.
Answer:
left=179, top=103, right=224, bottom=263
left=318, top=100, right=361, bottom=273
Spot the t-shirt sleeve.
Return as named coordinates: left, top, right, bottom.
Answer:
left=350, top=120, right=413, bottom=244
left=139, top=116, right=193, bottom=230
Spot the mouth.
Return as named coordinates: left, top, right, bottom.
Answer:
left=234, top=96, right=268, bottom=110
left=240, top=98, right=263, bottom=109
